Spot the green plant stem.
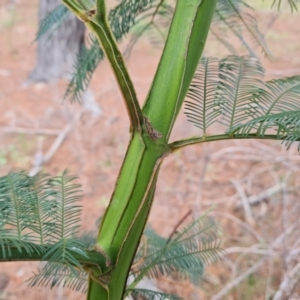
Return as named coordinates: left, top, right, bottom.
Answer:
left=61, top=0, right=82, bottom=15
left=142, top=0, right=217, bottom=142
left=87, top=131, right=167, bottom=299
left=168, top=134, right=298, bottom=152
left=88, top=1, right=143, bottom=132
left=62, top=0, right=217, bottom=298
left=61, top=0, right=143, bottom=131
left=85, top=1, right=217, bottom=299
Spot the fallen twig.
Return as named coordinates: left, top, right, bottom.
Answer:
left=211, top=223, right=297, bottom=300
left=210, top=211, right=264, bottom=243
left=0, top=126, right=60, bottom=136
left=211, top=257, right=267, bottom=300
left=29, top=110, right=83, bottom=176
left=230, top=179, right=254, bottom=225
left=224, top=246, right=277, bottom=256
left=235, top=183, right=287, bottom=208
left=273, top=263, right=300, bottom=300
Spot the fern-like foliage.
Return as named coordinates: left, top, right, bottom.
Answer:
left=124, top=1, right=173, bottom=57
left=66, top=0, right=161, bottom=101
left=36, top=0, right=270, bottom=101
left=213, top=0, right=270, bottom=57
left=185, top=57, right=221, bottom=136
left=185, top=56, right=300, bottom=152
left=29, top=264, right=88, bottom=293
left=108, top=0, right=157, bottom=40
left=130, top=216, right=222, bottom=287
left=35, top=5, right=70, bottom=41
left=271, top=0, right=300, bottom=11
left=217, top=55, right=265, bottom=128
left=0, top=229, right=45, bottom=259
left=65, top=36, right=104, bottom=102
left=40, top=171, right=87, bottom=271
left=127, top=288, right=182, bottom=300
left=0, top=172, right=48, bottom=258
left=27, top=215, right=222, bottom=294
left=185, top=56, right=265, bottom=133
left=0, top=171, right=87, bottom=271
left=250, top=76, right=300, bottom=117
left=229, top=110, right=300, bottom=150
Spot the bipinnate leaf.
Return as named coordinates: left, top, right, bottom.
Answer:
left=131, top=216, right=222, bottom=285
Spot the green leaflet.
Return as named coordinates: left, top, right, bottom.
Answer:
left=65, top=0, right=160, bottom=101
left=271, top=0, right=299, bottom=11
left=65, top=37, right=104, bottom=102
left=184, top=56, right=265, bottom=132
left=29, top=264, right=88, bottom=293
left=130, top=216, right=222, bottom=287
left=252, top=76, right=300, bottom=116
left=128, top=289, right=182, bottom=300
left=228, top=110, right=300, bottom=151
left=213, top=0, right=269, bottom=57
left=184, top=59, right=300, bottom=152
left=35, top=5, right=69, bottom=41
left=63, top=0, right=269, bottom=102
left=0, top=171, right=93, bottom=272
left=185, top=57, right=220, bottom=135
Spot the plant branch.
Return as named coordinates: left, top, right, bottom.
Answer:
left=168, top=134, right=300, bottom=152
left=29, top=109, right=83, bottom=176
left=89, top=0, right=143, bottom=132
left=142, top=0, right=217, bottom=142
left=61, top=0, right=82, bottom=16
left=61, top=0, right=143, bottom=131
left=0, top=246, right=108, bottom=271
left=0, top=126, right=61, bottom=135
left=230, top=178, right=255, bottom=225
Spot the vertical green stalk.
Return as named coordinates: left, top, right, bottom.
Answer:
left=61, top=0, right=217, bottom=299
left=86, top=1, right=217, bottom=299
left=143, top=0, right=217, bottom=142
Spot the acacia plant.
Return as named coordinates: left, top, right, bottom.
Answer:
left=1, top=0, right=300, bottom=299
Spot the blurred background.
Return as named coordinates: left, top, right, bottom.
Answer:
left=1, top=0, right=300, bottom=299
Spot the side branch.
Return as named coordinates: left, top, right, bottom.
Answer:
left=61, top=0, right=143, bottom=131
left=89, top=22, right=143, bottom=131
left=0, top=246, right=108, bottom=271
left=61, top=0, right=83, bottom=17
left=89, top=0, right=143, bottom=131
left=168, top=134, right=298, bottom=152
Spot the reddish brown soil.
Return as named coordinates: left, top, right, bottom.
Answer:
left=1, top=1, right=300, bottom=299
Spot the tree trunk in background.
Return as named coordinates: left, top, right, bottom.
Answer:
left=29, top=0, right=85, bottom=82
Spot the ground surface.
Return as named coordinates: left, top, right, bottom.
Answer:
left=1, top=1, right=300, bottom=299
